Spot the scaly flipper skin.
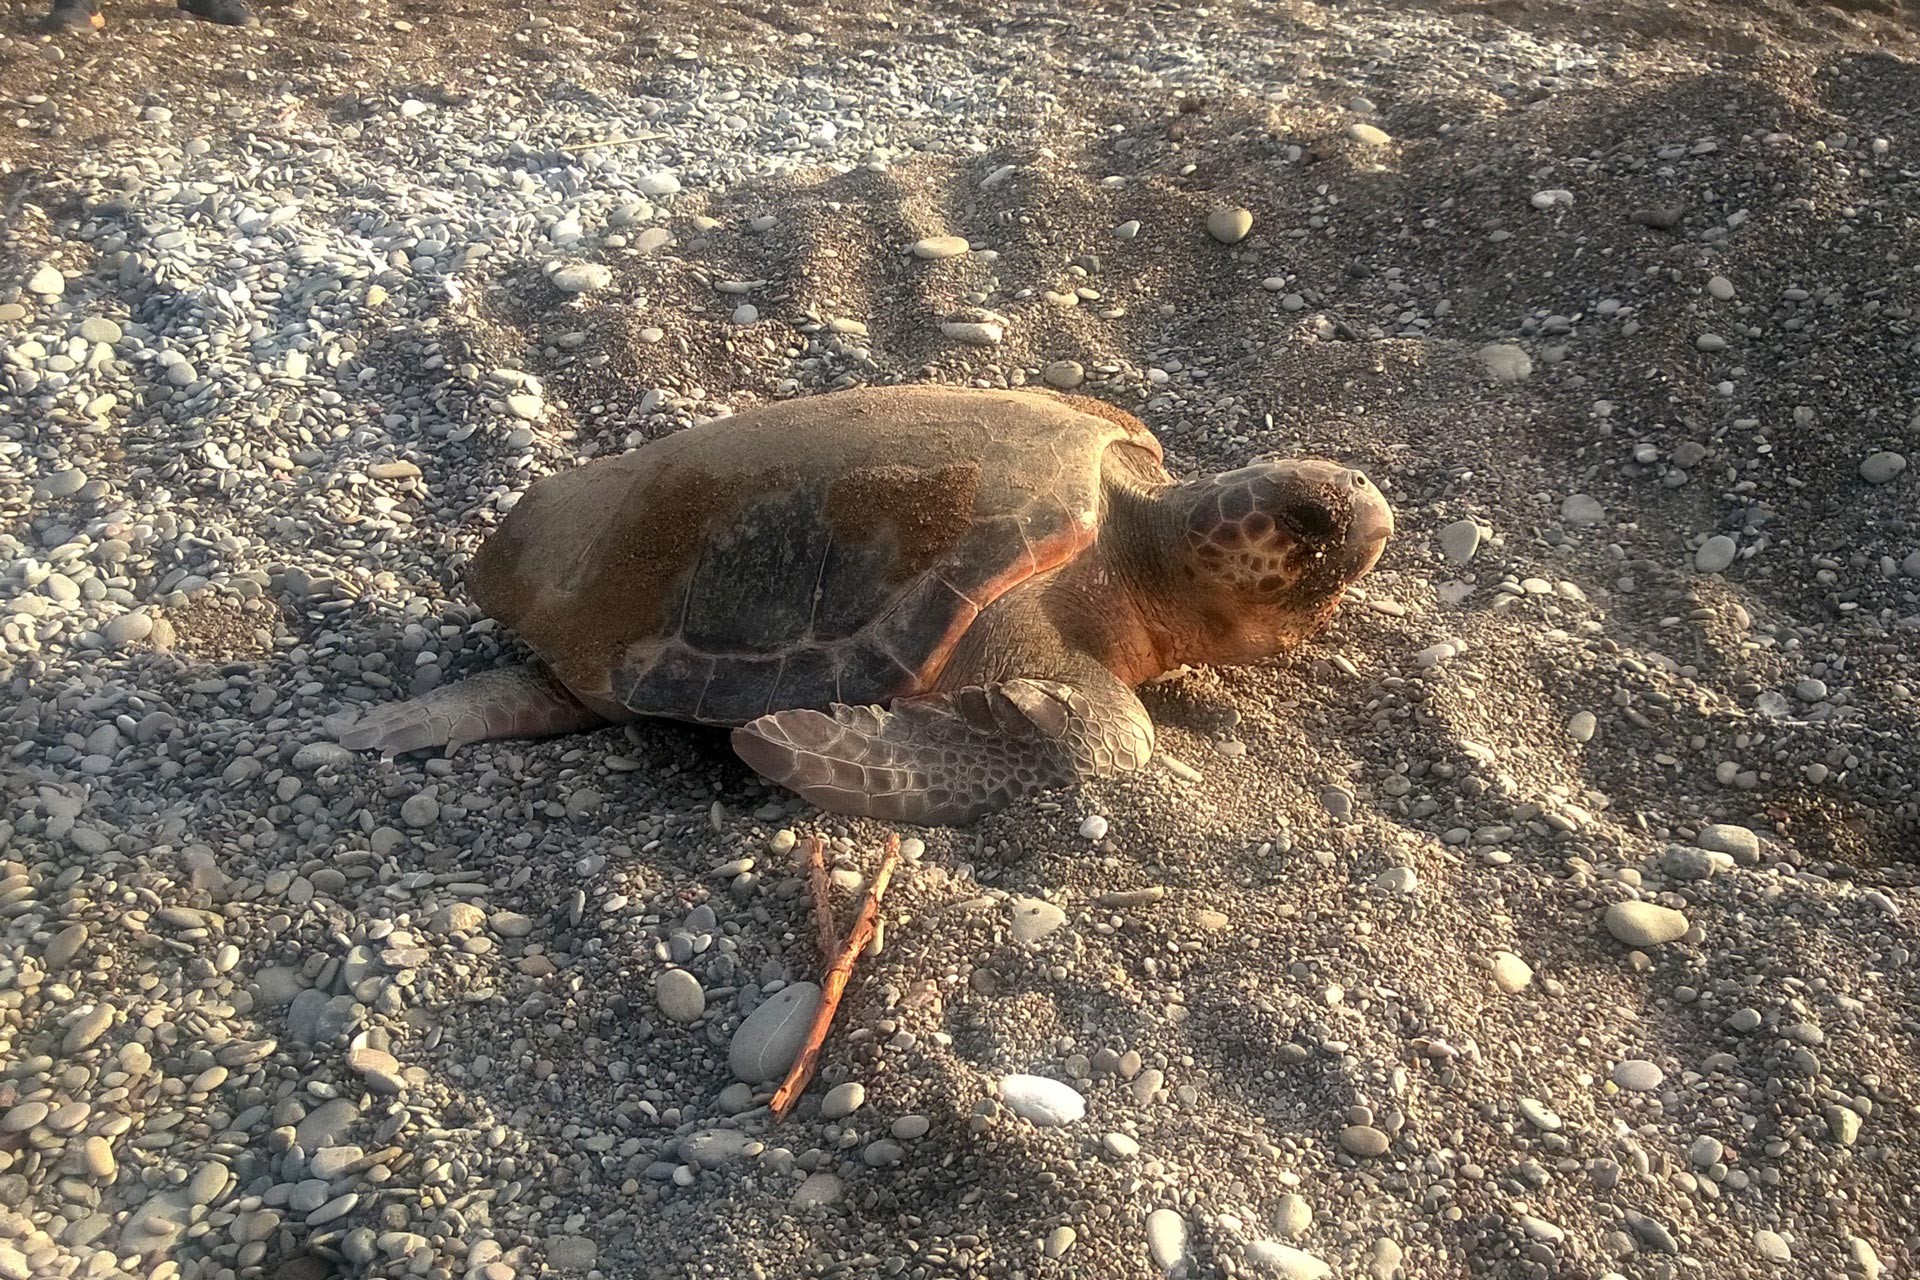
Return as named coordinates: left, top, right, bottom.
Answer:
left=731, top=665, right=1155, bottom=825
left=330, top=665, right=606, bottom=756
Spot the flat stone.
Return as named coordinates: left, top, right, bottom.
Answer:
left=1826, top=1104, right=1862, bottom=1146
left=1518, top=1098, right=1562, bottom=1132
left=1437, top=518, right=1482, bottom=563
left=791, top=1172, right=843, bottom=1208
left=1245, top=1241, right=1332, bottom=1279
left=294, top=1099, right=360, bottom=1150
left=1663, top=845, right=1723, bottom=880
left=26, top=265, right=65, bottom=297
left=1274, top=1193, right=1312, bottom=1238
left=910, top=235, right=969, bottom=259
left=655, top=969, right=706, bottom=1024
left=551, top=262, right=612, bottom=293
left=891, top=1114, right=930, bottom=1140
left=939, top=319, right=1002, bottom=346
left=1207, top=207, right=1253, bottom=244
left=308, top=1145, right=363, bottom=1178
left=1753, top=1229, right=1791, bottom=1265
left=1477, top=343, right=1532, bottom=384
left=729, top=982, right=822, bottom=1083
left=680, top=1128, right=761, bottom=1167
left=997, top=1074, right=1085, bottom=1126
left=1009, top=896, right=1067, bottom=944
left=1561, top=494, right=1605, bottom=526
left=1698, top=824, right=1760, bottom=864
left=43, top=468, right=89, bottom=498
left=547, top=1235, right=598, bottom=1270
left=1605, top=901, right=1689, bottom=947
left=506, top=393, right=544, bottom=421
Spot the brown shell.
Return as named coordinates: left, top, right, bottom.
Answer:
left=467, top=385, right=1166, bottom=725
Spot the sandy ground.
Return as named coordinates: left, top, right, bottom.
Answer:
left=4, top=1, right=1920, bottom=1279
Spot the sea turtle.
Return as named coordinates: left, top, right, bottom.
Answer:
left=333, top=384, right=1393, bottom=824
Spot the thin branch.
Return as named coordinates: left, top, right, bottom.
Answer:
left=771, top=833, right=902, bottom=1121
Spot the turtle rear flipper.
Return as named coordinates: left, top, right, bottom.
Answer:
left=332, top=666, right=606, bottom=756
left=732, top=668, right=1155, bottom=825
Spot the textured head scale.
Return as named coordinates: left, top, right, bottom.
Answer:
left=1179, top=458, right=1393, bottom=657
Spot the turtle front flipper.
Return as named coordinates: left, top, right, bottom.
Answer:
left=731, top=669, right=1155, bottom=825
left=331, top=665, right=608, bottom=757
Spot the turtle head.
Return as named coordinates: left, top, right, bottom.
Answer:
left=1168, top=458, right=1393, bottom=663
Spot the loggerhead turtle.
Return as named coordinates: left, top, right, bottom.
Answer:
left=333, top=385, right=1393, bottom=824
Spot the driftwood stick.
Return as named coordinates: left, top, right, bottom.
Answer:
left=804, top=835, right=838, bottom=962
left=770, top=833, right=902, bottom=1120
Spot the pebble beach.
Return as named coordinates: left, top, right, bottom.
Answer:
left=2, top=0, right=1918, bottom=1277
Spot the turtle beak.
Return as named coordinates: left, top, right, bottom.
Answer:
left=1341, top=469, right=1393, bottom=580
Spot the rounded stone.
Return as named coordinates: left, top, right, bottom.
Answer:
left=1042, top=360, right=1085, bottom=389
left=729, top=982, right=822, bottom=1083
left=654, top=969, right=706, bottom=1024
left=1695, top=535, right=1738, bottom=574
left=1347, top=123, right=1391, bottom=146
left=1146, top=1209, right=1190, bottom=1275
left=1491, top=951, right=1533, bottom=994
left=399, top=793, right=439, bottom=828
left=820, top=1081, right=865, bottom=1119
left=1605, top=901, right=1690, bottom=947
left=1207, top=207, right=1254, bottom=244
left=1860, top=452, right=1907, bottom=485
left=1612, top=1059, right=1665, bottom=1092
left=1706, top=275, right=1735, bottom=301
left=103, top=612, right=154, bottom=648
left=1339, top=1124, right=1389, bottom=1156
left=996, top=1074, right=1085, bottom=1126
